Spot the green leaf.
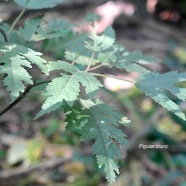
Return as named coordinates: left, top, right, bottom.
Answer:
left=18, top=16, right=42, bottom=41
left=85, top=26, right=115, bottom=52
left=89, top=41, right=159, bottom=73
left=0, top=43, right=48, bottom=100
left=136, top=72, right=186, bottom=120
left=115, top=49, right=159, bottom=73
left=36, top=72, right=102, bottom=118
left=66, top=101, right=128, bottom=184
left=19, top=18, right=72, bottom=41
left=14, top=0, right=65, bottom=9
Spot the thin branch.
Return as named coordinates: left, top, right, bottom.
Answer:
left=87, top=63, right=105, bottom=71
left=0, top=81, right=50, bottom=117
left=92, top=73, right=136, bottom=84
left=0, top=28, right=8, bottom=42
left=7, top=8, right=26, bottom=34
left=85, top=52, right=95, bottom=71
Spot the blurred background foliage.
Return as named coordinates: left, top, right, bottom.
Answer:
left=0, top=0, right=186, bottom=185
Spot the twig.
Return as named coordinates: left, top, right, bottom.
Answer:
left=7, top=8, right=26, bottom=35
left=0, top=81, right=50, bottom=117
left=87, top=63, right=105, bottom=71
left=92, top=73, right=136, bottom=84
left=0, top=28, right=8, bottom=42
left=0, top=158, right=70, bottom=182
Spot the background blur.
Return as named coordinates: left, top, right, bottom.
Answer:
left=0, top=0, right=186, bottom=185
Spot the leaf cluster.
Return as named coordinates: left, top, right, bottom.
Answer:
left=0, top=0, right=186, bottom=184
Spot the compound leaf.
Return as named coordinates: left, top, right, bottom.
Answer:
left=14, top=0, right=65, bottom=9
left=105, top=45, right=160, bottom=73
left=36, top=72, right=102, bottom=118
left=0, top=50, right=32, bottom=101
left=65, top=34, right=99, bottom=66
left=136, top=71, right=186, bottom=120
left=115, top=49, right=159, bottom=73
left=0, top=43, right=48, bottom=100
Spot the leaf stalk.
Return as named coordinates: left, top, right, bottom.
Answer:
left=85, top=52, right=95, bottom=71
left=92, top=73, right=136, bottom=84
left=87, top=64, right=105, bottom=71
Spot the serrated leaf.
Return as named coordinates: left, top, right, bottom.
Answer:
left=91, top=43, right=159, bottom=73
left=22, top=50, right=48, bottom=75
left=122, top=50, right=160, bottom=64
left=85, top=26, right=115, bottom=52
left=36, top=72, right=102, bottom=118
left=19, top=18, right=72, bottom=41
left=14, top=0, right=65, bottom=9
left=65, top=101, right=128, bottom=183
left=0, top=43, right=48, bottom=100
left=18, top=16, right=43, bottom=41
left=96, top=156, right=119, bottom=184
left=34, top=102, right=63, bottom=119
left=110, top=45, right=159, bottom=73
left=78, top=102, right=128, bottom=184
left=136, top=72, right=186, bottom=120
left=1, top=53, right=33, bottom=100
left=64, top=34, right=99, bottom=66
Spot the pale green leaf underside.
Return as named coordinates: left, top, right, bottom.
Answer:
left=136, top=71, right=186, bottom=120
left=47, top=61, right=78, bottom=74
left=14, top=0, right=65, bottom=9
left=80, top=98, right=96, bottom=109
left=0, top=43, right=48, bottom=100
left=65, top=50, right=99, bottom=65
left=36, top=72, right=102, bottom=118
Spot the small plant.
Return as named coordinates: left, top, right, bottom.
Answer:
left=0, top=0, right=186, bottom=185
